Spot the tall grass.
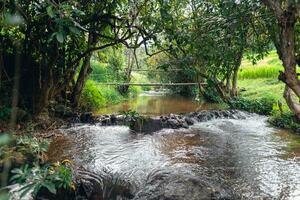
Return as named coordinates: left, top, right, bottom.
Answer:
left=238, top=50, right=286, bottom=79
left=238, top=65, right=283, bottom=79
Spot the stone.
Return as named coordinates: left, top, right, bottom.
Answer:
left=184, top=117, right=195, bottom=125
left=80, top=112, right=94, bottom=123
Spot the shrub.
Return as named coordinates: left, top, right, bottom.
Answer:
left=0, top=106, right=11, bottom=121
left=128, top=86, right=142, bottom=98
left=80, top=80, right=107, bottom=111
left=229, top=96, right=276, bottom=115
left=81, top=80, right=125, bottom=111
left=1, top=135, right=50, bottom=166
left=269, top=111, right=300, bottom=133
left=10, top=161, right=74, bottom=198
left=100, top=86, right=125, bottom=104
left=202, top=81, right=223, bottom=103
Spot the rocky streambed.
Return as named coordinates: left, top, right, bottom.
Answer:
left=43, top=109, right=300, bottom=200
left=74, top=109, right=249, bottom=132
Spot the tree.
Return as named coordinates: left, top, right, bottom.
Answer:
left=1, top=0, right=158, bottom=116
left=149, top=0, right=270, bottom=101
left=260, top=0, right=300, bottom=120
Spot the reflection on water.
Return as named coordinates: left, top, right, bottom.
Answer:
left=96, top=92, right=218, bottom=115
left=275, top=130, right=300, bottom=159
left=49, top=115, right=300, bottom=199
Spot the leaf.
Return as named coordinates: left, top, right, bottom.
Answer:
left=20, top=183, right=35, bottom=198
left=56, top=32, right=65, bottom=43
left=0, top=193, right=9, bottom=200
left=46, top=6, right=55, bottom=18
left=69, top=27, right=80, bottom=35
left=43, top=182, right=57, bottom=194
left=0, top=134, right=11, bottom=146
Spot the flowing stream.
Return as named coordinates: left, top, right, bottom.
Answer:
left=49, top=92, right=300, bottom=199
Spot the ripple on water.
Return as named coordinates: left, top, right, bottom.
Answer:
left=48, top=114, right=300, bottom=199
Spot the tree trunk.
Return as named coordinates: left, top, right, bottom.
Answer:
left=118, top=50, right=134, bottom=95
left=9, top=46, right=21, bottom=129
left=212, top=77, right=229, bottom=102
left=71, top=34, right=95, bottom=107
left=71, top=54, right=93, bottom=107
left=283, top=86, right=300, bottom=119
left=276, top=8, right=300, bottom=120
left=231, top=50, right=243, bottom=97
left=261, top=1, right=300, bottom=120
left=225, top=74, right=231, bottom=94
left=0, top=50, right=3, bottom=89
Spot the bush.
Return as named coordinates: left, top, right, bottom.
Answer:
left=1, top=133, right=74, bottom=199
left=269, top=111, right=300, bottom=133
left=229, top=96, right=276, bottom=115
left=128, top=86, right=142, bottom=98
left=203, top=81, right=223, bottom=103
left=80, top=80, right=106, bottom=111
left=0, top=106, right=11, bottom=121
left=10, top=161, right=74, bottom=198
left=80, top=80, right=125, bottom=111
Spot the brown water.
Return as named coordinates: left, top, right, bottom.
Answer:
left=96, top=91, right=218, bottom=115
left=49, top=93, right=300, bottom=199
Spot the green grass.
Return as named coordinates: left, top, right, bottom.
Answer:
left=239, top=51, right=285, bottom=79
left=81, top=61, right=153, bottom=111
left=238, top=50, right=285, bottom=101
left=238, top=66, right=283, bottom=79
left=238, top=78, right=284, bottom=101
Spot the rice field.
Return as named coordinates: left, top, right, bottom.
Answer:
left=238, top=51, right=285, bottom=102
left=238, top=51, right=284, bottom=79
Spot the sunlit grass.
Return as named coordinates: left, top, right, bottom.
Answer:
left=238, top=51, right=288, bottom=110
left=239, top=51, right=285, bottom=79
left=238, top=78, right=284, bottom=101
left=238, top=65, right=283, bottom=79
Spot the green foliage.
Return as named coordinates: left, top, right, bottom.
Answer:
left=203, top=80, right=224, bottom=103
left=81, top=80, right=125, bottom=111
left=0, top=106, right=11, bottom=121
left=238, top=66, right=283, bottom=79
left=81, top=80, right=106, bottom=110
left=269, top=111, right=300, bottom=133
left=229, top=96, right=276, bottom=115
left=0, top=134, right=49, bottom=179
left=10, top=162, right=74, bottom=198
left=0, top=133, right=12, bottom=147
left=0, top=193, right=9, bottom=200
left=128, top=86, right=142, bottom=98
left=16, top=136, right=49, bottom=162
left=119, top=109, right=140, bottom=120
left=119, top=110, right=142, bottom=130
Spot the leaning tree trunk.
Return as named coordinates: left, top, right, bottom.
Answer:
left=231, top=50, right=243, bottom=97
left=71, top=33, right=95, bottom=107
left=283, top=86, right=300, bottom=119
left=225, top=74, right=231, bottom=94
left=261, top=0, right=300, bottom=120
left=71, top=54, right=93, bottom=107
left=276, top=8, right=300, bottom=120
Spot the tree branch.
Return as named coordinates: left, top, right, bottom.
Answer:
left=260, top=0, right=283, bottom=19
